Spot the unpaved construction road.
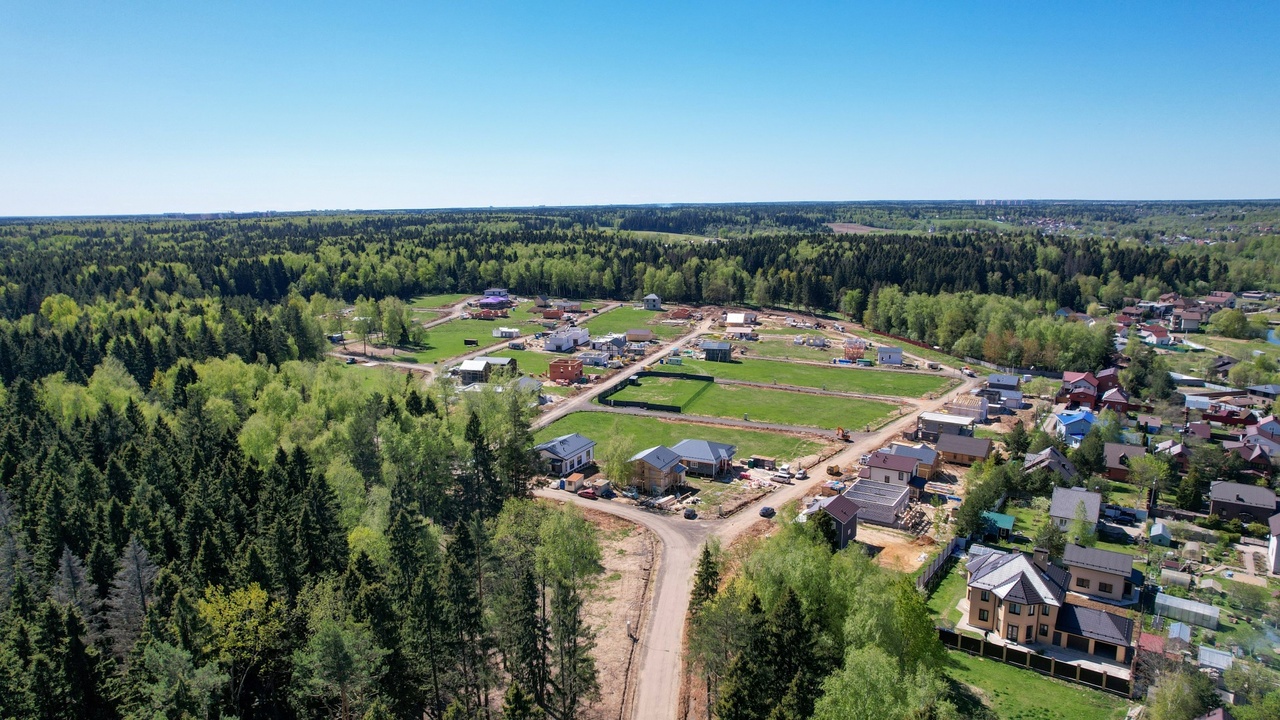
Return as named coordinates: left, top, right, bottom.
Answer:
left=537, top=369, right=979, bottom=720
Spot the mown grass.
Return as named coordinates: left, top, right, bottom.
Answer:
left=485, top=349, right=606, bottom=377
left=748, top=339, right=847, bottom=362
left=409, top=293, right=472, bottom=308
left=945, top=651, right=1129, bottom=720
left=407, top=320, right=518, bottom=364
left=609, top=376, right=712, bottom=407
left=606, top=378, right=897, bottom=430
left=534, top=412, right=826, bottom=461
left=660, top=357, right=952, bottom=397
left=926, top=562, right=969, bottom=629
left=583, top=306, right=686, bottom=339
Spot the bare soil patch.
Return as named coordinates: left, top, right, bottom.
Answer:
left=577, top=508, right=655, bottom=720
left=858, top=525, right=933, bottom=573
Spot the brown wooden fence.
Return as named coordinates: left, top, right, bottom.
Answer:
left=939, top=629, right=1132, bottom=698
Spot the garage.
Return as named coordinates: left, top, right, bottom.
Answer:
left=1066, top=634, right=1090, bottom=653
left=1092, top=640, right=1119, bottom=659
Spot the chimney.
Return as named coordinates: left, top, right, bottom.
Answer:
left=1032, top=547, right=1049, bottom=572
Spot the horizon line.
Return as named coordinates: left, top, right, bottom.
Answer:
left=4, top=197, right=1280, bottom=222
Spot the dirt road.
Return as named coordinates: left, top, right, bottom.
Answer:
left=539, top=372, right=980, bottom=720
left=532, top=318, right=714, bottom=431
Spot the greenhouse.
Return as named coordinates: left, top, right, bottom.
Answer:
left=1155, top=593, right=1220, bottom=630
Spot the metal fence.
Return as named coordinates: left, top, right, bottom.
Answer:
left=596, top=370, right=717, bottom=414
left=916, top=537, right=962, bottom=591
left=939, top=629, right=1132, bottom=698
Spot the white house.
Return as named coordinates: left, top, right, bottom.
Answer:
left=643, top=294, right=662, bottom=311
left=544, top=327, right=589, bottom=352
left=725, top=311, right=757, bottom=325
left=877, top=346, right=903, bottom=365
left=484, top=288, right=510, bottom=298
left=492, top=326, right=520, bottom=338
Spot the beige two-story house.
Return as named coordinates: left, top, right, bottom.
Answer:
left=1062, top=544, right=1141, bottom=605
left=965, top=548, right=1135, bottom=663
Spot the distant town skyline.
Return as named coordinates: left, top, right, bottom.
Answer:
left=2, top=1, right=1278, bottom=215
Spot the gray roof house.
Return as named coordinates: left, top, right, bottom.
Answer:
left=1050, top=487, right=1102, bottom=532
left=534, top=433, right=597, bottom=477
left=671, top=439, right=736, bottom=477
left=1056, top=605, right=1134, bottom=648
left=1208, top=481, right=1279, bottom=522
left=1023, top=447, right=1079, bottom=483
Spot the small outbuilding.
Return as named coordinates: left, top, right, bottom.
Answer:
left=701, top=340, right=733, bottom=363
left=1149, top=521, right=1172, bottom=546
left=877, top=346, right=903, bottom=365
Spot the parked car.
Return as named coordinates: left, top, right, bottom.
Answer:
left=345, top=357, right=357, bottom=365
left=793, top=468, right=808, bottom=480
left=759, top=506, right=776, bottom=519
left=576, top=488, right=597, bottom=500
left=683, top=508, right=697, bottom=519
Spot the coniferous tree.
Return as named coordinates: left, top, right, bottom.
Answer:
left=690, top=543, right=720, bottom=616
left=104, top=535, right=159, bottom=661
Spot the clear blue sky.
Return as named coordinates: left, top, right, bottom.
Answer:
left=2, top=1, right=1277, bottom=215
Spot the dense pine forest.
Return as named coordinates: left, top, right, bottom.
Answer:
left=0, top=202, right=1278, bottom=718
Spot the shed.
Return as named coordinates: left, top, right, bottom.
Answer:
left=1167, top=622, right=1191, bottom=644
left=981, top=511, right=1015, bottom=540
left=1149, top=522, right=1172, bottom=546
left=1198, top=647, right=1234, bottom=671
left=626, top=328, right=656, bottom=343
left=1154, top=592, right=1220, bottom=629
left=1160, top=569, right=1193, bottom=589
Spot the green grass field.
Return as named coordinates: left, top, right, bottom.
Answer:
left=850, top=329, right=960, bottom=369
left=609, top=376, right=713, bottom=407
left=409, top=293, right=472, bottom=308
left=535, top=412, right=826, bottom=461
left=333, top=361, right=404, bottom=395
left=406, top=320, right=515, bottom=363
left=660, top=357, right=951, bottom=397
left=608, top=378, right=897, bottom=429
left=926, top=562, right=968, bottom=629
left=486, top=349, right=605, bottom=377
left=748, top=339, right=846, bottom=362
left=946, top=651, right=1129, bottom=720
left=584, top=306, right=686, bottom=339
left=408, top=302, right=554, bottom=363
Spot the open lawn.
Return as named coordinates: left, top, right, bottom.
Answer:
left=609, top=376, right=713, bottom=408
left=608, top=378, right=897, bottom=429
left=407, top=320, right=516, bottom=363
left=661, top=357, right=951, bottom=397
left=333, top=361, right=404, bottom=395
left=850, top=328, right=960, bottom=369
left=1003, top=501, right=1139, bottom=557
left=688, top=384, right=896, bottom=430
left=486, top=349, right=606, bottom=377
left=748, top=339, right=845, bottom=363
left=584, top=306, right=686, bottom=339
left=927, top=562, right=968, bottom=630
left=409, top=293, right=472, bottom=308
left=946, top=651, right=1129, bottom=720
left=534, top=412, right=826, bottom=461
